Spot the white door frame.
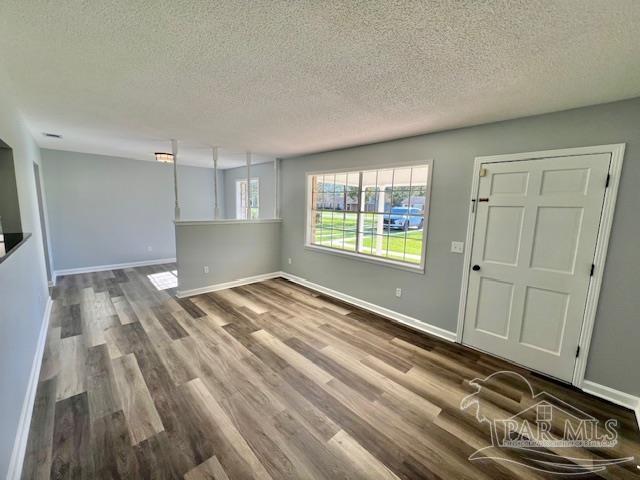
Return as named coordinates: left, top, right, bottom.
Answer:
left=456, top=144, right=626, bottom=387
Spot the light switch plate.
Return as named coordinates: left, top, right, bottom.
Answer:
left=451, top=241, right=464, bottom=254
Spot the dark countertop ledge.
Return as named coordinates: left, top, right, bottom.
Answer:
left=0, top=232, right=32, bottom=265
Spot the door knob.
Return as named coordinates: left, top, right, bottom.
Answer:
left=472, top=264, right=481, bottom=271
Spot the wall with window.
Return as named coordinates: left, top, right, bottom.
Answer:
left=41, top=149, right=222, bottom=272
left=280, top=97, right=640, bottom=397
left=223, top=161, right=276, bottom=219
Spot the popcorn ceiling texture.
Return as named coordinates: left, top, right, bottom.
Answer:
left=0, top=0, right=638, bottom=167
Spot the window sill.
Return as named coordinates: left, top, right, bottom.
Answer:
left=175, top=218, right=282, bottom=226
left=304, top=244, right=425, bottom=274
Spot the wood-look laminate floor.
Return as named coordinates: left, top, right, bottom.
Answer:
left=22, top=264, right=640, bottom=479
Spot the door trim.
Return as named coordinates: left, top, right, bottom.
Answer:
left=456, top=144, right=626, bottom=387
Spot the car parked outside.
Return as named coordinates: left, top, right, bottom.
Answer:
left=383, top=207, right=423, bottom=231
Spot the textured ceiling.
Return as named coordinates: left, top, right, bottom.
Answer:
left=0, top=1, right=638, bottom=168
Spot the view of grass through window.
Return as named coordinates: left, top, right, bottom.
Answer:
left=308, top=165, right=429, bottom=266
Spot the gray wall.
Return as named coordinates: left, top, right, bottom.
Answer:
left=41, top=149, right=223, bottom=271
left=176, top=220, right=281, bottom=293
left=223, top=161, right=276, bottom=219
left=280, top=97, right=640, bottom=397
left=0, top=145, right=22, bottom=232
left=0, top=76, right=50, bottom=478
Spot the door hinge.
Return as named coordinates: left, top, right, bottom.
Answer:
left=590, top=264, right=595, bottom=276
left=605, top=173, right=610, bottom=188
left=576, top=345, right=581, bottom=358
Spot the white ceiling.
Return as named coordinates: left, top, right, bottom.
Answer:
left=0, top=1, right=638, bottom=169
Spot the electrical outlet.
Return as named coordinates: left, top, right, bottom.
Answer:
left=451, top=241, right=464, bottom=254
left=395, top=288, right=402, bottom=298
left=147, top=246, right=153, bottom=252
left=288, top=257, right=292, bottom=265
left=203, top=266, right=209, bottom=274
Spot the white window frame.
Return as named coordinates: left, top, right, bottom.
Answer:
left=236, top=178, right=260, bottom=220
left=304, top=160, right=433, bottom=273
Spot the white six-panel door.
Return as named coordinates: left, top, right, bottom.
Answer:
left=462, top=153, right=610, bottom=381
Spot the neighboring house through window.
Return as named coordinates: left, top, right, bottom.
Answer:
left=306, top=163, right=431, bottom=269
left=236, top=178, right=259, bottom=219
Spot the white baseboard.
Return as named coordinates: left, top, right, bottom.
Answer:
left=581, top=380, right=640, bottom=410
left=581, top=380, right=640, bottom=431
left=6, top=296, right=53, bottom=480
left=279, top=272, right=457, bottom=343
left=54, top=257, right=176, bottom=277
left=176, top=271, right=283, bottom=298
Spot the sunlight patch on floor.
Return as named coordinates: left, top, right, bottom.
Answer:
left=147, top=270, right=178, bottom=290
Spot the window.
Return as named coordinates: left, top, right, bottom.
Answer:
left=306, top=163, right=431, bottom=269
left=236, top=178, right=259, bottom=219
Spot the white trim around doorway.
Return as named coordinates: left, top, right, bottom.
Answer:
left=455, top=143, right=626, bottom=388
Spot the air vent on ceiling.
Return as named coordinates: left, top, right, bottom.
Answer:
left=42, top=132, right=63, bottom=139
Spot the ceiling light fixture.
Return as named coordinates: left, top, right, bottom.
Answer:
left=154, top=152, right=174, bottom=163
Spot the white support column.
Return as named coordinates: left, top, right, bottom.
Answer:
left=212, top=146, right=219, bottom=219
left=273, top=158, right=280, bottom=218
left=171, top=139, right=181, bottom=220
left=246, top=151, right=252, bottom=220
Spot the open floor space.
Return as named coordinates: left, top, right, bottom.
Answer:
left=22, top=265, right=640, bottom=479
left=1, top=3, right=639, bottom=478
